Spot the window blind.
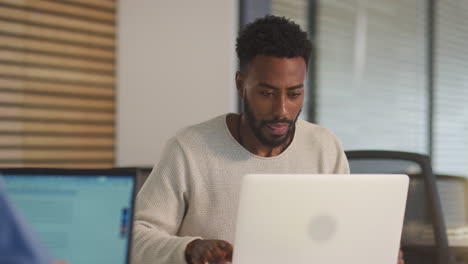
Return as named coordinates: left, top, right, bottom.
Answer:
left=315, top=0, right=428, bottom=154
left=271, top=0, right=310, bottom=120
left=271, top=0, right=308, bottom=31
left=0, top=0, right=115, bottom=168
left=433, top=0, right=468, bottom=176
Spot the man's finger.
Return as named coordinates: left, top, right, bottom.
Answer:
left=398, top=249, right=404, bottom=264
left=225, top=248, right=233, bottom=261
left=218, top=241, right=232, bottom=250
left=218, top=241, right=233, bottom=261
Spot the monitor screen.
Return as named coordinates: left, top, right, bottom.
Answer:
left=1, top=171, right=135, bottom=264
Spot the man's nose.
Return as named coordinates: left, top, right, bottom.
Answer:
left=272, top=94, right=287, bottom=118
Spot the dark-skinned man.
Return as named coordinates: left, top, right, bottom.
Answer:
left=132, top=15, right=404, bottom=264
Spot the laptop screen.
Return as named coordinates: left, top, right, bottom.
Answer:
left=1, top=170, right=135, bottom=264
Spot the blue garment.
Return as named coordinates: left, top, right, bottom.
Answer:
left=0, top=178, right=53, bottom=264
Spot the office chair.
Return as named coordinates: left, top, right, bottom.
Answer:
left=436, top=174, right=468, bottom=263
left=436, top=175, right=467, bottom=229
left=345, top=150, right=451, bottom=264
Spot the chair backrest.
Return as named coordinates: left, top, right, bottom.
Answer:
left=436, top=175, right=467, bottom=229
left=345, top=150, right=450, bottom=264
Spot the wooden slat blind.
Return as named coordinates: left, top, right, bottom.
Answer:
left=0, top=0, right=115, bottom=168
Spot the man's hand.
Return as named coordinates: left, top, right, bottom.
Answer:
left=185, top=239, right=233, bottom=264
left=397, top=248, right=404, bottom=264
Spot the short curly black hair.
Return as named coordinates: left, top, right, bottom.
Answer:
left=236, top=15, right=312, bottom=72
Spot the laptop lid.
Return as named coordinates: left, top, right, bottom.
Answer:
left=233, top=174, right=409, bottom=264
left=0, top=168, right=136, bottom=264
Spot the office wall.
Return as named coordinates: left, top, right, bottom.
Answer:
left=116, top=0, right=238, bottom=166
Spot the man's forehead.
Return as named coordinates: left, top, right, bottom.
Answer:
left=250, top=55, right=306, bottom=66
left=245, top=56, right=307, bottom=78
left=245, top=55, right=304, bottom=70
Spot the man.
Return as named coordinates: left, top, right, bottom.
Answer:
left=132, top=15, right=403, bottom=264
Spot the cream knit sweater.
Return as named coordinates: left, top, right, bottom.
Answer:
left=132, top=114, right=349, bottom=264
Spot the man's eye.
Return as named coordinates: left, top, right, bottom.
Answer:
left=289, top=93, right=302, bottom=98
left=261, top=91, right=273, bottom=96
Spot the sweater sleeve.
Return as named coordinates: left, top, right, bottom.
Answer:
left=324, top=129, right=350, bottom=174
left=332, top=135, right=350, bottom=174
left=131, top=137, right=200, bottom=264
left=333, top=145, right=350, bottom=174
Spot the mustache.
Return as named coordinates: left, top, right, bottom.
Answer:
left=260, top=118, right=294, bottom=126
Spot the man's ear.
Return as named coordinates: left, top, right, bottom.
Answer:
left=235, top=71, right=245, bottom=99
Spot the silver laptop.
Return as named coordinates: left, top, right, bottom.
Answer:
left=1, top=168, right=137, bottom=264
left=233, top=174, right=409, bottom=264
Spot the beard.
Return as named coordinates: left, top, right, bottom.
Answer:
left=243, top=98, right=302, bottom=148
